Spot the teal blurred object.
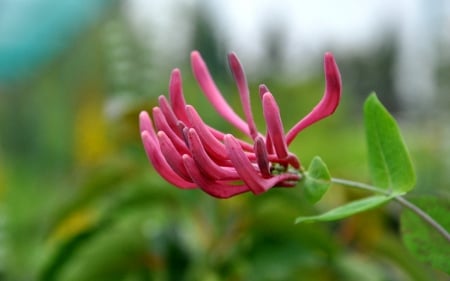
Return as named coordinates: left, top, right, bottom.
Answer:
left=0, top=0, right=115, bottom=83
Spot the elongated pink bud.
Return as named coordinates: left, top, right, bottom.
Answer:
left=152, top=107, right=190, bottom=154
left=139, top=111, right=154, bottom=134
left=191, top=51, right=250, bottom=136
left=157, top=131, right=191, bottom=181
left=225, top=135, right=298, bottom=194
left=169, top=69, right=190, bottom=125
left=262, top=92, right=289, bottom=159
left=141, top=131, right=196, bottom=189
left=186, top=128, right=240, bottom=180
left=259, top=84, right=269, bottom=99
left=228, top=52, right=258, bottom=139
left=225, top=134, right=267, bottom=194
left=286, top=52, right=341, bottom=144
left=158, top=95, right=181, bottom=135
left=185, top=105, right=228, bottom=161
left=182, top=155, right=249, bottom=198
left=254, top=136, right=271, bottom=178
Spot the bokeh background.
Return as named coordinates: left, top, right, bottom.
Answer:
left=0, top=0, right=449, bottom=280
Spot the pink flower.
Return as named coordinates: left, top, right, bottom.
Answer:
left=140, top=51, right=341, bottom=198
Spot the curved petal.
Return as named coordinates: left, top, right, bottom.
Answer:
left=259, top=84, right=269, bottom=99
left=157, top=131, right=192, bottom=181
left=185, top=105, right=229, bottom=162
left=228, top=52, right=258, bottom=139
left=141, top=131, right=196, bottom=189
left=183, top=155, right=249, bottom=198
left=286, top=52, right=342, bottom=144
left=169, top=69, right=190, bottom=125
left=208, top=126, right=254, bottom=152
left=262, top=92, right=289, bottom=159
left=254, top=136, right=271, bottom=178
left=225, top=134, right=298, bottom=194
left=191, top=51, right=250, bottom=136
left=186, top=128, right=240, bottom=180
left=158, top=95, right=181, bottom=136
left=152, top=107, right=190, bottom=154
left=139, top=111, right=154, bottom=134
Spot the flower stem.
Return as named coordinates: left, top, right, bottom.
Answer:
left=393, top=196, right=450, bottom=243
left=331, top=178, right=390, bottom=195
left=331, top=177, right=450, bottom=243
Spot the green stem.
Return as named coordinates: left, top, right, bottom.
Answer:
left=393, top=196, right=450, bottom=243
left=331, top=177, right=450, bottom=243
left=331, top=178, right=390, bottom=195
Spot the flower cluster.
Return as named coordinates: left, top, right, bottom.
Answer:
left=140, top=51, right=341, bottom=198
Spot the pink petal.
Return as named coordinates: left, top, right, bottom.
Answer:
left=228, top=52, right=258, bottom=139
left=185, top=105, right=229, bottom=162
left=208, top=126, right=254, bottom=152
left=286, top=153, right=301, bottom=170
left=262, top=92, right=289, bottom=160
left=152, top=107, right=190, bottom=154
left=254, top=136, right=271, bottom=178
left=286, top=52, right=342, bottom=145
left=157, top=131, right=192, bottom=181
left=247, top=152, right=298, bottom=169
left=141, top=131, right=196, bottom=189
left=190, top=51, right=250, bottom=136
left=225, top=134, right=298, bottom=195
left=183, top=155, right=249, bottom=198
left=259, top=84, right=269, bottom=98
left=186, top=128, right=240, bottom=180
left=139, top=111, right=154, bottom=134
left=158, top=95, right=181, bottom=135
left=169, top=69, right=190, bottom=125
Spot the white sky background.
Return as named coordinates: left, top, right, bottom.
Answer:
left=124, top=0, right=400, bottom=72
left=124, top=0, right=450, bottom=107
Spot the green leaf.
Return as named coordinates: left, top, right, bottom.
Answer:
left=400, top=196, right=450, bottom=274
left=303, top=156, right=331, bottom=203
left=364, top=93, right=416, bottom=192
left=295, top=195, right=394, bottom=224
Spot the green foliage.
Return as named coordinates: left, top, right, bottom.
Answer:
left=302, top=156, right=331, bottom=203
left=364, top=93, right=416, bottom=192
left=296, top=93, right=418, bottom=223
left=400, top=196, right=450, bottom=274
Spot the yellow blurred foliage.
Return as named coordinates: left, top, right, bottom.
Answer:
left=50, top=208, right=97, bottom=242
left=74, top=94, right=112, bottom=166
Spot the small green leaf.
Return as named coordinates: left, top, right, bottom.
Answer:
left=364, top=93, right=416, bottom=192
left=303, top=156, right=331, bottom=203
left=400, top=196, right=450, bottom=274
left=295, top=195, right=395, bottom=224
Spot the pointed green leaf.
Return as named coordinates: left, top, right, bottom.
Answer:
left=400, top=196, right=450, bottom=274
left=364, top=93, right=416, bottom=192
left=303, top=156, right=331, bottom=203
left=295, top=195, right=394, bottom=224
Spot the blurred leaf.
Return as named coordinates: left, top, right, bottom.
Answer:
left=295, top=195, right=395, bottom=223
left=55, top=210, right=150, bottom=281
left=39, top=224, right=104, bottom=281
left=364, top=93, right=415, bottom=192
left=400, top=196, right=450, bottom=274
left=49, top=208, right=97, bottom=242
left=303, top=156, right=331, bottom=203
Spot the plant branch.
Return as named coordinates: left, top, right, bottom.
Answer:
left=394, top=196, right=450, bottom=243
left=331, top=177, right=450, bottom=243
left=331, top=178, right=390, bottom=195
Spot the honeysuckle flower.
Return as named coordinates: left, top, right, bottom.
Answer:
left=140, top=50, right=341, bottom=198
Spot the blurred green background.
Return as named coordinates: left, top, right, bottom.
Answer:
left=0, top=0, right=449, bottom=280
